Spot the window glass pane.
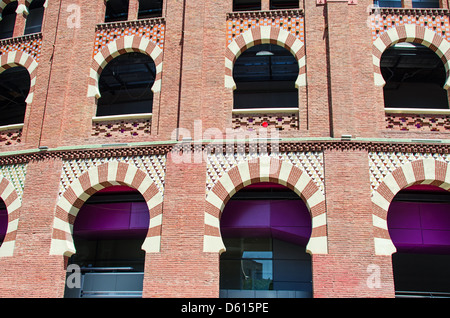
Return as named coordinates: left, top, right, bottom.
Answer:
left=412, top=0, right=439, bottom=8
left=270, top=0, right=299, bottom=9
left=97, top=53, right=155, bottom=116
left=373, top=0, right=402, bottom=7
left=138, top=0, right=163, bottom=19
left=0, top=2, right=17, bottom=39
left=0, top=67, right=30, bottom=126
left=233, top=44, right=298, bottom=109
left=381, top=43, right=448, bottom=109
left=24, top=0, right=45, bottom=34
left=105, top=0, right=129, bottom=22
left=233, top=0, right=261, bottom=11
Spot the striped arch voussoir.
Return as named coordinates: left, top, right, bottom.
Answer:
left=203, top=156, right=327, bottom=255
left=0, top=0, right=17, bottom=16
left=49, top=161, right=163, bottom=257
left=373, top=24, right=450, bottom=89
left=224, top=26, right=306, bottom=90
left=87, top=35, right=163, bottom=98
left=0, top=51, right=38, bottom=103
left=0, top=176, right=21, bottom=257
left=372, top=158, right=450, bottom=256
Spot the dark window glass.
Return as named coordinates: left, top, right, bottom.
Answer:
left=373, top=0, right=402, bottom=7
left=0, top=2, right=17, bottom=39
left=105, top=0, right=129, bottom=23
left=380, top=43, right=448, bottom=109
left=412, top=0, right=440, bottom=8
left=233, top=0, right=261, bottom=11
left=24, top=0, right=45, bottom=35
left=97, top=52, right=155, bottom=117
left=0, top=66, right=30, bottom=126
left=270, top=0, right=299, bottom=9
left=233, top=44, right=298, bottom=109
left=138, top=0, right=163, bottom=19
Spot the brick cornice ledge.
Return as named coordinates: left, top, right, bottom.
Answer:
left=0, top=139, right=448, bottom=165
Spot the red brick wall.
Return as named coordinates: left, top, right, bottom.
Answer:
left=0, top=159, right=66, bottom=297
left=313, top=149, right=395, bottom=297
left=0, top=0, right=449, bottom=298
left=143, top=151, right=219, bottom=298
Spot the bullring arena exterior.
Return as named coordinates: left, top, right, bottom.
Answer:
left=0, top=0, right=448, bottom=299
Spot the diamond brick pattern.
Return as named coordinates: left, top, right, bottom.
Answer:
left=206, top=151, right=324, bottom=194
left=369, top=151, right=450, bottom=193
left=0, top=163, right=27, bottom=201
left=59, top=155, right=166, bottom=196
left=93, top=18, right=165, bottom=57
left=0, top=34, right=42, bottom=63
left=386, top=113, right=450, bottom=132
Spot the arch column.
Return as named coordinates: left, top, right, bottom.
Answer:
left=0, top=177, right=21, bottom=257
left=372, top=24, right=450, bottom=89
left=224, top=26, right=306, bottom=90
left=372, top=158, right=450, bottom=256
left=0, top=50, right=38, bottom=104
left=203, top=156, right=328, bottom=255
left=87, top=35, right=163, bottom=99
left=49, top=161, right=164, bottom=257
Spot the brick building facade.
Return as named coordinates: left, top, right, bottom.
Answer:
left=0, top=0, right=448, bottom=298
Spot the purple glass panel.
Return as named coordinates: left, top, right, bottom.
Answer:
left=0, top=209, right=7, bottom=242
left=388, top=200, right=450, bottom=253
left=73, top=202, right=149, bottom=239
left=221, top=199, right=312, bottom=246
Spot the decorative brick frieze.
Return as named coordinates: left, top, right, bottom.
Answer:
left=385, top=111, right=450, bottom=132
left=0, top=140, right=447, bottom=167
left=93, top=17, right=165, bottom=56
left=59, top=154, right=166, bottom=196
left=231, top=109, right=299, bottom=131
left=316, top=0, right=357, bottom=4
left=92, top=114, right=152, bottom=137
left=0, top=33, right=42, bottom=63
left=369, top=8, right=450, bottom=42
left=0, top=125, right=22, bottom=146
left=206, top=151, right=324, bottom=194
left=369, top=151, right=450, bottom=193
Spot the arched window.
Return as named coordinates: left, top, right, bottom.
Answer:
left=138, top=0, right=163, bottom=19
left=96, top=52, right=155, bottom=117
left=64, top=186, right=149, bottom=298
left=388, top=185, right=450, bottom=297
left=0, top=199, right=7, bottom=247
left=373, top=0, right=401, bottom=7
left=233, top=44, right=298, bottom=110
left=0, top=1, right=17, bottom=39
left=220, top=183, right=312, bottom=298
left=24, top=0, right=45, bottom=35
left=0, top=66, right=31, bottom=126
left=105, top=0, right=129, bottom=23
left=270, top=0, right=299, bottom=9
left=380, top=43, right=448, bottom=110
left=233, top=0, right=261, bottom=11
